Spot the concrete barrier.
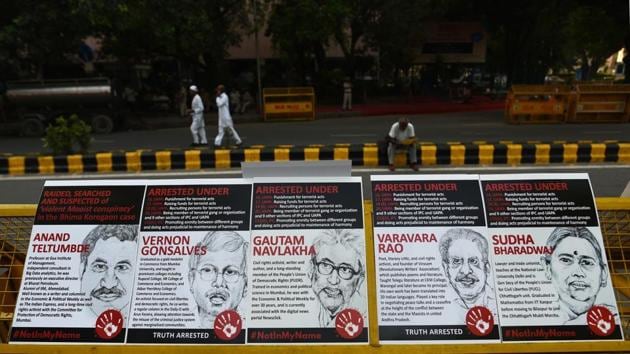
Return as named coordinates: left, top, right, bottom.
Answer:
left=0, top=141, right=628, bottom=175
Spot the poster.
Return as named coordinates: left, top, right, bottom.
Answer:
left=10, top=180, right=146, bottom=343
left=371, top=175, right=500, bottom=343
left=248, top=177, right=368, bottom=344
left=481, top=173, right=623, bottom=341
left=127, top=179, right=252, bottom=344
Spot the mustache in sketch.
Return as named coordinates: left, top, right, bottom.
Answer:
left=205, top=288, right=230, bottom=301
left=320, top=287, right=342, bottom=297
left=455, top=274, right=479, bottom=285
left=91, top=286, right=125, bottom=299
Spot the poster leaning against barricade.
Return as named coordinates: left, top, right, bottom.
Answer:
left=371, top=174, right=500, bottom=344
left=10, top=180, right=146, bottom=344
left=126, top=179, right=253, bottom=344
left=248, top=177, right=368, bottom=344
left=480, top=173, right=623, bottom=341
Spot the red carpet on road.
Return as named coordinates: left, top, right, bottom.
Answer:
left=318, top=95, right=505, bottom=115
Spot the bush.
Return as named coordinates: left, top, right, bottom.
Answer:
left=42, top=115, right=92, bottom=155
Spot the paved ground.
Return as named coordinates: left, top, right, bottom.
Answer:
left=1, top=110, right=629, bottom=155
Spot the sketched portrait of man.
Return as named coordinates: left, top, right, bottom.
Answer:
left=80, top=225, right=138, bottom=320
left=439, top=228, right=497, bottom=320
left=310, top=229, right=366, bottom=327
left=188, top=231, right=248, bottom=328
left=542, top=226, right=616, bottom=325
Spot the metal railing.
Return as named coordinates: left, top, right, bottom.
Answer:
left=1, top=199, right=630, bottom=353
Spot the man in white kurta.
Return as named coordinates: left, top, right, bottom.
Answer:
left=189, top=85, right=208, bottom=146
left=342, top=78, right=352, bottom=111
left=214, top=85, right=243, bottom=147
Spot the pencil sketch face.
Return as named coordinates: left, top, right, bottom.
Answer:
left=546, top=236, right=606, bottom=307
left=311, top=244, right=362, bottom=315
left=190, top=247, right=246, bottom=320
left=443, top=238, right=488, bottom=301
left=81, top=238, right=137, bottom=316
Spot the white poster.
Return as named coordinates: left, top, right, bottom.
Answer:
left=371, top=175, right=500, bottom=344
left=248, top=177, right=368, bottom=344
left=127, top=179, right=252, bottom=344
left=481, top=173, right=623, bottom=341
left=10, top=180, right=146, bottom=344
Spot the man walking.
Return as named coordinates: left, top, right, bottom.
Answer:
left=214, top=84, right=243, bottom=147
left=188, top=85, right=208, bottom=146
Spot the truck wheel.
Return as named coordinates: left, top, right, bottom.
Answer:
left=91, top=114, right=114, bottom=134
left=21, top=118, right=46, bottom=137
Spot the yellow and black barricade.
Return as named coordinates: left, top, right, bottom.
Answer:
left=568, top=84, right=630, bottom=123
left=505, top=84, right=571, bottom=124
left=1, top=141, right=629, bottom=175
left=262, top=87, right=315, bottom=121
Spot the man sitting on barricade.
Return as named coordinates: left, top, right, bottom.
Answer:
left=385, top=117, right=419, bottom=171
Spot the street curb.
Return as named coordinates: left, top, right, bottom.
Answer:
left=1, top=142, right=628, bottom=175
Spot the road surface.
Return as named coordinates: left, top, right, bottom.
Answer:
left=1, top=111, right=629, bottom=155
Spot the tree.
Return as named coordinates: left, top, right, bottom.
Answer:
left=0, top=1, right=92, bottom=79
left=366, top=0, right=448, bottom=86
left=473, top=0, right=628, bottom=84
left=473, top=0, right=568, bottom=85
left=74, top=0, right=251, bottom=85
left=562, top=5, right=625, bottom=81
left=266, top=0, right=446, bottom=89
left=326, top=0, right=381, bottom=77
left=265, top=0, right=335, bottom=85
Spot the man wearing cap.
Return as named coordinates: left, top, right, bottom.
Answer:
left=214, top=84, right=243, bottom=147
left=188, top=85, right=208, bottom=146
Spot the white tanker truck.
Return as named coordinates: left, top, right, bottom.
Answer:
left=1, top=78, right=124, bottom=136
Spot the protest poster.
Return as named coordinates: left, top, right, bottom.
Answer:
left=126, top=179, right=252, bottom=344
left=481, top=173, right=623, bottom=341
left=10, top=180, right=146, bottom=344
left=247, top=177, right=368, bottom=344
left=371, top=175, right=500, bottom=344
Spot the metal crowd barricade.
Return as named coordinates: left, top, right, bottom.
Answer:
left=599, top=197, right=630, bottom=336
left=568, top=84, right=630, bottom=123
left=262, top=87, right=315, bottom=121
left=505, top=85, right=571, bottom=124
left=0, top=205, right=33, bottom=343
left=2, top=199, right=630, bottom=353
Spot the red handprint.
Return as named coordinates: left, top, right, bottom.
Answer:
left=214, top=310, right=242, bottom=341
left=335, top=308, right=364, bottom=339
left=587, top=306, right=615, bottom=337
left=465, top=306, right=494, bottom=337
left=95, top=309, right=123, bottom=340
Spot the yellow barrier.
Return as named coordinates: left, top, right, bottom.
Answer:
left=263, top=87, right=315, bottom=121
left=505, top=85, right=571, bottom=124
left=506, top=84, right=630, bottom=124
left=1, top=199, right=630, bottom=353
left=567, top=84, right=630, bottom=123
